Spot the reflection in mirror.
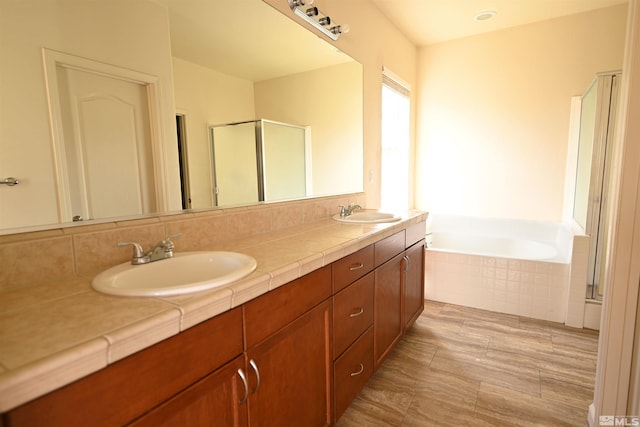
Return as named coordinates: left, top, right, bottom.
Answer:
left=0, top=0, right=363, bottom=233
left=210, top=120, right=307, bottom=207
left=573, top=79, right=597, bottom=229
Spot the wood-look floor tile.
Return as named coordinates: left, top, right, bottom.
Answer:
left=484, top=348, right=596, bottom=390
left=422, top=299, right=445, bottom=315
left=518, top=316, right=599, bottom=339
left=551, top=332, right=599, bottom=355
left=407, top=367, right=480, bottom=410
left=475, top=382, right=588, bottom=427
left=401, top=397, right=505, bottom=427
left=429, top=350, right=541, bottom=397
left=337, top=301, right=598, bottom=426
left=487, top=329, right=555, bottom=355
left=336, top=370, right=416, bottom=427
left=414, top=319, right=490, bottom=358
left=438, top=304, right=520, bottom=328
left=540, top=371, right=594, bottom=410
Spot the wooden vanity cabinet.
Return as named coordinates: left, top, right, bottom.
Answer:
left=4, top=307, right=244, bottom=427
left=372, top=225, right=426, bottom=369
left=404, top=221, right=426, bottom=330
left=243, top=266, right=333, bottom=427
left=331, top=270, right=375, bottom=422
left=403, top=240, right=425, bottom=330
left=333, top=326, right=373, bottom=419
left=374, top=251, right=405, bottom=368
left=3, top=220, right=426, bottom=427
left=332, top=245, right=374, bottom=293
left=129, top=355, right=248, bottom=427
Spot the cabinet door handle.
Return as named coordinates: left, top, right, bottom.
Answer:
left=350, top=363, right=364, bottom=377
left=249, top=358, right=261, bottom=394
left=403, top=255, right=410, bottom=273
left=349, top=262, right=364, bottom=271
left=237, top=368, right=249, bottom=405
left=349, top=307, right=364, bottom=317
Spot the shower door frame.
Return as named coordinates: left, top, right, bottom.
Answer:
left=577, top=72, right=621, bottom=300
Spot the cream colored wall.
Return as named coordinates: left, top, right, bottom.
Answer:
left=0, top=0, right=179, bottom=229
left=415, top=5, right=628, bottom=221
left=263, top=0, right=417, bottom=209
left=254, top=62, right=362, bottom=196
left=172, top=58, right=256, bottom=209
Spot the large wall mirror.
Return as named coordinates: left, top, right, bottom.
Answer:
left=0, top=0, right=363, bottom=233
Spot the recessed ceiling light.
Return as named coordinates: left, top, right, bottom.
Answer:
left=474, top=10, right=497, bottom=21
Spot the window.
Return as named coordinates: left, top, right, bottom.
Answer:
left=381, top=68, right=411, bottom=211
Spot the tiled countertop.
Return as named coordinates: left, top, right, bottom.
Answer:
left=0, top=211, right=427, bottom=412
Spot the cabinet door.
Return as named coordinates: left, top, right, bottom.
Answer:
left=129, top=355, right=248, bottom=427
left=374, top=253, right=404, bottom=368
left=246, top=300, right=332, bottom=427
left=403, top=241, right=425, bottom=329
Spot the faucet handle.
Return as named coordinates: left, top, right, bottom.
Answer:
left=161, top=233, right=182, bottom=250
left=338, top=205, right=347, bottom=217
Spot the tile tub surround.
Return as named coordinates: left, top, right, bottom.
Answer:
left=0, top=196, right=426, bottom=413
left=425, top=214, right=575, bottom=323
left=426, top=251, right=571, bottom=323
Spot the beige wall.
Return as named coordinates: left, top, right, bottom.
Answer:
left=172, top=58, right=256, bottom=209
left=0, top=0, right=180, bottom=229
left=255, top=62, right=363, bottom=196
left=263, top=0, right=417, bottom=209
left=415, top=5, right=627, bottom=221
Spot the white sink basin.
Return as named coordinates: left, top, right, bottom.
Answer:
left=92, top=251, right=257, bottom=297
left=332, top=211, right=401, bottom=224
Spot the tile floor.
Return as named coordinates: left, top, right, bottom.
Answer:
left=336, top=300, right=599, bottom=427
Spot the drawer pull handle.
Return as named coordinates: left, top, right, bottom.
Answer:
left=249, top=358, right=261, bottom=394
left=349, top=262, right=364, bottom=271
left=350, top=363, right=364, bottom=377
left=349, top=307, right=364, bottom=317
left=237, top=368, right=249, bottom=404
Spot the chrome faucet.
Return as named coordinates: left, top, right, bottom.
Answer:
left=118, top=233, right=181, bottom=265
left=338, top=203, right=362, bottom=218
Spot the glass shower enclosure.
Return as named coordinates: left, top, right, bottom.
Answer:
left=209, top=119, right=309, bottom=207
left=573, top=72, right=621, bottom=300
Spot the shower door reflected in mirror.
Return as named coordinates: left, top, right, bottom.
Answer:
left=210, top=120, right=307, bottom=207
left=573, top=72, right=621, bottom=300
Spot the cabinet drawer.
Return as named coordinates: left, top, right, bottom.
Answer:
left=334, top=327, right=374, bottom=422
left=333, top=272, right=374, bottom=358
left=244, top=265, right=332, bottom=349
left=6, top=307, right=244, bottom=427
left=406, top=221, right=426, bottom=247
left=374, top=231, right=405, bottom=267
left=332, top=245, right=374, bottom=293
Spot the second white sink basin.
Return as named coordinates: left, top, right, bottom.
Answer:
left=92, top=251, right=257, bottom=297
left=333, top=211, right=401, bottom=224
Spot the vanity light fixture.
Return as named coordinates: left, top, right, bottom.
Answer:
left=288, top=0, right=349, bottom=40
left=474, top=10, right=497, bottom=21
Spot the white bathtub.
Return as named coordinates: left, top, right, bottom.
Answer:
left=425, top=215, right=574, bottom=323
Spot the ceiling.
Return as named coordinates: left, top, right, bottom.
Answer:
left=370, top=0, right=628, bottom=46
